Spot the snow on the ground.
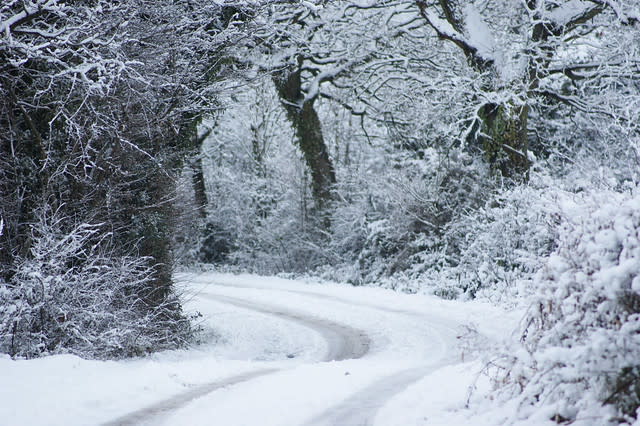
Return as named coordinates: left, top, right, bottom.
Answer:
left=376, top=361, right=491, bottom=426
left=0, top=272, right=521, bottom=426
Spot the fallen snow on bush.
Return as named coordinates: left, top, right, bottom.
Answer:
left=491, top=188, right=640, bottom=424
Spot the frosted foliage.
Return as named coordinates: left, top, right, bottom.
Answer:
left=201, top=81, right=328, bottom=272
left=320, top=150, right=501, bottom=290
left=421, top=183, right=557, bottom=303
left=0, top=209, right=189, bottom=359
left=495, top=190, right=640, bottom=423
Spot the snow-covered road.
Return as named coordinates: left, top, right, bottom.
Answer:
left=199, top=292, right=371, bottom=362
left=0, top=272, right=518, bottom=426
left=106, top=290, right=370, bottom=426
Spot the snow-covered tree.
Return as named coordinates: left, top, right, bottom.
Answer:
left=411, top=0, right=640, bottom=180
left=0, top=0, right=262, bottom=357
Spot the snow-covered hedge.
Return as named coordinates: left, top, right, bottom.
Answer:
left=322, top=163, right=558, bottom=304
left=319, top=150, right=501, bottom=289
left=418, top=177, right=560, bottom=303
left=0, top=210, right=191, bottom=359
left=494, top=189, right=640, bottom=423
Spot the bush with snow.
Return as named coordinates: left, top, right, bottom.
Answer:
left=318, top=149, right=497, bottom=288
left=0, top=209, right=191, bottom=359
left=493, top=188, right=640, bottom=423
left=417, top=174, right=560, bottom=303
left=321, top=155, right=559, bottom=304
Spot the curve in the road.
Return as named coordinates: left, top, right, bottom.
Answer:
left=102, top=293, right=370, bottom=426
left=201, top=293, right=370, bottom=362
left=205, top=282, right=460, bottom=426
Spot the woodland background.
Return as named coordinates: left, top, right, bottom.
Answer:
left=1, top=0, right=640, bottom=423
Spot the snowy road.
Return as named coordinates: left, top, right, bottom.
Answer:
left=0, top=272, right=517, bottom=426
left=105, top=292, right=370, bottom=426
left=134, top=274, right=467, bottom=426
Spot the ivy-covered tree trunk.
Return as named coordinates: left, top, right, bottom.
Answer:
left=416, top=0, right=534, bottom=182
left=272, top=65, right=336, bottom=213
left=478, top=103, right=530, bottom=180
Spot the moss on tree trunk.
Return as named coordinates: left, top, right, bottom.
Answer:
left=478, top=103, right=530, bottom=181
left=272, top=65, right=336, bottom=216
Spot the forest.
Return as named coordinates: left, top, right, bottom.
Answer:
left=1, top=0, right=640, bottom=424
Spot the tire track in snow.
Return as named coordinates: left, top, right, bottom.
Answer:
left=306, top=367, right=430, bottom=426
left=102, top=293, right=370, bottom=426
left=204, top=281, right=460, bottom=426
left=305, top=361, right=455, bottom=426
left=102, top=368, right=278, bottom=426
left=200, top=293, right=370, bottom=362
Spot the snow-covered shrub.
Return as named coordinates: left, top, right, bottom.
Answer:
left=204, top=134, right=327, bottom=274
left=0, top=209, right=191, bottom=359
left=417, top=173, right=560, bottom=303
left=493, top=188, right=640, bottom=423
left=230, top=190, right=332, bottom=274
left=322, top=149, right=503, bottom=289
left=325, top=170, right=401, bottom=284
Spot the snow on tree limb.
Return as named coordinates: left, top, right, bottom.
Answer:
left=415, top=1, right=494, bottom=70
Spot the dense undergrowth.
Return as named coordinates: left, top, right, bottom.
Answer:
left=195, top=108, right=640, bottom=421
left=0, top=209, right=193, bottom=359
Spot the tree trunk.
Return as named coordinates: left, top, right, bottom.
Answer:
left=478, top=102, right=530, bottom=181
left=272, top=65, right=336, bottom=213
left=191, top=155, right=208, bottom=219
left=174, top=117, right=210, bottom=220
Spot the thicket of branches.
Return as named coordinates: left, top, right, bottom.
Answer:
left=0, top=0, right=256, bottom=358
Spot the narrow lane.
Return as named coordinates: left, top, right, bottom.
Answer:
left=103, top=292, right=370, bottom=426
left=205, top=283, right=460, bottom=426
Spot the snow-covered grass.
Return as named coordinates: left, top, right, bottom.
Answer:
left=0, top=353, right=264, bottom=426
